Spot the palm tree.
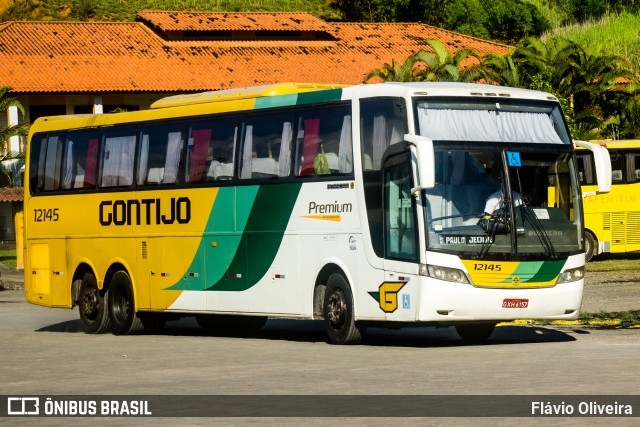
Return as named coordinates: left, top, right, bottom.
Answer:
left=0, top=86, right=28, bottom=158
left=363, top=51, right=431, bottom=83
left=363, top=39, right=482, bottom=83
left=418, top=39, right=482, bottom=82
left=478, top=51, right=523, bottom=87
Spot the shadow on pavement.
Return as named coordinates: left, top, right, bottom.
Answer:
left=36, top=317, right=580, bottom=347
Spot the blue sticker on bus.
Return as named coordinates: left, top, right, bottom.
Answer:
left=507, top=151, right=521, bottom=167
left=402, top=294, right=410, bottom=309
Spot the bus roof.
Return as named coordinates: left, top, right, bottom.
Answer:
left=584, top=140, right=640, bottom=149
left=151, top=82, right=350, bottom=109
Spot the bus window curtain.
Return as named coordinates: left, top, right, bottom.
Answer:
left=83, top=139, right=98, bottom=188
left=372, top=114, right=387, bottom=170
left=625, top=153, right=637, bottom=183
left=278, top=122, right=292, bottom=177
left=61, top=140, right=74, bottom=189
left=163, top=131, right=183, bottom=184
left=240, top=125, right=253, bottom=179
left=338, top=115, right=352, bottom=173
left=137, top=134, right=149, bottom=185
left=300, top=119, right=320, bottom=176
left=36, top=139, right=47, bottom=191
left=189, top=129, right=210, bottom=182
left=101, top=135, right=135, bottom=187
left=44, top=136, right=61, bottom=191
left=417, top=108, right=564, bottom=144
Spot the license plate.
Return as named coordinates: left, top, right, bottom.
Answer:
left=502, top=298, right=528, bottom=308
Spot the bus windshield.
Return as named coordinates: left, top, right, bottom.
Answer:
left=414, top=98, right=582, bottom=260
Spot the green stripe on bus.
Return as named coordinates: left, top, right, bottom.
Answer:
left=205, top=183, right=302, bottom=291
left=296, top=89, right=344, bottom=105
left=166, top=186, right=259, bottom=291
left=254, top=94, right=299, bottom=109
left=502, top=260, right=566, bottom=283
left=527, top=260, right=566, bottom=282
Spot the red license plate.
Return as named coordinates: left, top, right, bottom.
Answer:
left=502, top=298, right=529, bottom=308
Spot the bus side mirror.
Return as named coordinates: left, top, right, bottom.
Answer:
left=404, top=134, right=435, bottom=195
left=575, top=140, right=612, bottom=196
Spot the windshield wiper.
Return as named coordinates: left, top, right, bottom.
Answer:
left=518, top=205, right=558, bottom=259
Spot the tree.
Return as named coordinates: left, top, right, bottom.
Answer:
left=482, top=37, right=640, bottom=139
left=362, top=52, right=431, bottom=82
left=0, top=86, right=28, bottom=159
left=363, top=39, right=482, bottom=83
left=418, top=39, right=482, bottom=82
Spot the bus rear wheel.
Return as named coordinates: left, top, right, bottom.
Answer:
left=108, top=271, right=144, bottom=335
left=323, top=273, right=365, bottom=345
left=455, top=323, right=496, bottom=342
left=78, top=272, right=111, bottom=334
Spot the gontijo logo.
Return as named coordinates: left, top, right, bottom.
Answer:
left=99, top=197, right=191, bottom=226
left=368, top=282, right=407, bottom=313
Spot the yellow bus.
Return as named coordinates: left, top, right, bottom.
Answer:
left=24, top=82, right=610, bottom=344
left=577, top=140, right=640, bottom=260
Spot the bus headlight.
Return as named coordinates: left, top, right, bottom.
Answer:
left=557, top=267, right=585, bottom=284
left=427, top=265, right=470, bottom=284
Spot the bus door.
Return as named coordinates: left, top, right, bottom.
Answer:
left=382, top=151, right=420, bottom=320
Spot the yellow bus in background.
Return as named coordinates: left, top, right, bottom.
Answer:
left=577, top=140, right=640, bottom=260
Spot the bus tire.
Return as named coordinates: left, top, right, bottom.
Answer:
left=196, top=314, right=267, bottom=334
left=108, top=271, right=144, bottom=335
left=323, top=273, right=365, bottom=345
left=455, top=323, right=496, bottom=342
left=584, top=231, right=597, bottom=262
left=78, top=272, right=111, bottom=334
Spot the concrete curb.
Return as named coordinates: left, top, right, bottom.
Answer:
left=0, top=280, right=24, bottom=291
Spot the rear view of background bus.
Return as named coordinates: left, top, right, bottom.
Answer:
left=577, top=140, right=640, bottom=261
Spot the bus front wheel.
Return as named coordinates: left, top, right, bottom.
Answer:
left=108, top=271, right=144, bottom=335
left=323, top=273, right=365, bottom=345
left=584, top=231, right=597, bottom=262
left=78, top=272, right=111, bottom=334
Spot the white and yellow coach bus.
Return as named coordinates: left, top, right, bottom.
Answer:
left=24, top=82, right=611, bottom=344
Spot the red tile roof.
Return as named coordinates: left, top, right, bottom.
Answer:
left=0, top=187, right=23, bottom=202
left=0, top=12, right=509, bottom=93
left=137, top=11, right=335, bottom=33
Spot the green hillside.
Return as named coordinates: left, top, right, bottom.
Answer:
left=544, top=11, right=640, bottom=76
left=0, top=0, right=338, bottom=22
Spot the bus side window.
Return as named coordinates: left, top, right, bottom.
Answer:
left=137, top=125, right=184, bottom=186
left=37, top=135, right=64, bottom=191
left=576, top=153, right=595, bottom=185
left=625, top=152, right=640, bottom=183
left=29, top=135, right=48, bottom=193
left=241, top=112, right=294, bottom=180
left=99, top=130, right=137, bottom=188
left=360, top=98, right=407, bottom=172
left=610, top=151, right=623, bottom=183
left=187, top=117, right=238, bottom=183
left=61, top=131, right=99, bottom=190
left=295, top=104, right=353, bottom=177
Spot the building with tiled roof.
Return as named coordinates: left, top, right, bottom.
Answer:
left=0, top=11, right=509, bottom=137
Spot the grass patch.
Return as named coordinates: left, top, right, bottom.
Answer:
left=585, top=253, right=640, bottom=273
left=0, top=245, right=16, bottom=267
